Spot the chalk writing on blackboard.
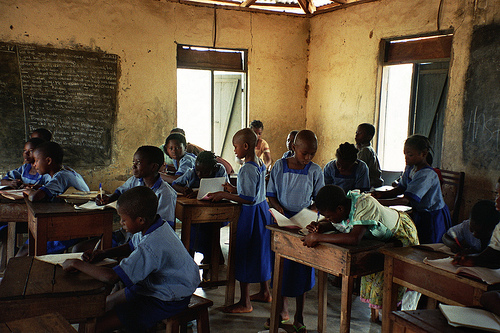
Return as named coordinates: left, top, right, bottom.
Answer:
left=467, top=106, right=500, bottom=150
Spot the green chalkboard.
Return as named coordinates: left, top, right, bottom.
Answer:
left=0, top=43, right=118, bottom=171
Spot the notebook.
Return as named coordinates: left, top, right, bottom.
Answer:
left=423, top=257, right=500, bottom=284
left=35, top=252, right=117, bottom=267
left=269, top=208, right=322, bottom=235
left=439, top=304, right=500, bottom=332
left=197, top=177, right=226, bottom=200
left=75, top=200, right=117, bottom=210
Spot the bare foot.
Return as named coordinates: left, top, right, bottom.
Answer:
left=221, top=302, right=253, bottom=313
left=250, top=291, right=272, bottom=303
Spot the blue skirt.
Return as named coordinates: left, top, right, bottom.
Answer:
left=234, top=201, right=272, bottom=283
left=412, top=205, right=451, bottom=243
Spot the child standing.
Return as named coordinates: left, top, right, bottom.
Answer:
left=302, top=185, right=419, bottom=311
left=372, top=135, right=451, bottom=243
left=161, top=133, right=196, bottom=184
left=355, top=123, right=383, bottom=188
left=323, top=142, right=370, bottom=193
left=250, top=120, right=272, bottom=171
left=97, top=146, right=177, bottom=228
left=63, top=186, right=200, bottom=333
left=267, top=129, right=325, bottom=332
left=207, top=128, right=272, bottom=313
left=281, top=130, right=298, bottom=159
left=1, top=138, right=50, bottom=188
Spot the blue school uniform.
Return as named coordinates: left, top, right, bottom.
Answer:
left=113, top=216, right=200, bottom=332
left=267, top=158, right=325, bottom=296
left=172, top=163, right=228, bottom=188
left=235, top=160, right=272, bottom=283
left=446, top=220, right=482, bottom=253
left=282, top=150, right=294, bottom=159
left=115, top=176, right=177, bottom=227
left=323, top=159, right=370, bottom=193
left=399, top=165, right=451, bottom=243
left=2, top=163, right=51, bottom=185
left=173, top=153, right=197, bottom=176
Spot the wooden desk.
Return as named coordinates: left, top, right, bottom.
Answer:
left=390, top=309, right=484, bottom=333
left=381, top=247, right=491, bottom=333
left=0, top=199, right=29, bottom=266
left=175, top=196, right=240, bottom=306
left=26, top=200, right=113, bottom=256
left=267, top=224, right=389, bottom=333
left=0, top=312, right=77, bottom=332
left=0, top=257, right=109, bottom=332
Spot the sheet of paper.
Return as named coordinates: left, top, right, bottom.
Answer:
left=439, top=304, right=500, bottom=332
left=35, top=252, right=117, bottom=267
left=269, top=208, right=321, bottom=229
left=0, top=189, right=26, bottom=200
left=197, top=177, right=226, bottom=200
left=75, top=200, right=117, bottom=210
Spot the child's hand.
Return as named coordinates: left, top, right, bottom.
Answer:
left=207, top=191, right=227, bottom=202
left=223, top=182, right=237, bottom=194
left=62, top=259, right=80, bottom=273
left=82, top=249, right=105, bottom=263
left=452, top=253, right=475, bottom=267
left=301, top=233, right=320, bottom=247
left=306, top=221, right=320, bottom=233
left=4, top=179, right=22, bottom=188
left=185, top=189, right=197, bottom=199
left=95, top=194, right=110, bottom=205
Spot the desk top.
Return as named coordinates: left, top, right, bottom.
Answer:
left=0, top=257, right=107, bottom=300
left=25, top=199, right=114, bottom=217
left=176, top=195, right=240, bottom=208
left=0, top=199, right=28, bottom=222
left=391, top=309, right=484, bottom=333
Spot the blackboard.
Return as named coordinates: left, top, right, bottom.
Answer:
left=463, top=24, right=500, bottom=170
left=0, top=43, right=118, bottom=170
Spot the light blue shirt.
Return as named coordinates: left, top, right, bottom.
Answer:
left=238, top=160, right=267, bottom=206
left=267, top=158, right=324, bottom=213
left=115, top=176, right=177, bottom=225
left=173, top=153, right=197, bottom=176
left=323, top=159, right=370, bottom=193
left=2, top=163, right=51, bottom=185
left=399, top=165, right=446, bottom=212
left=172, top=163, right=228, bottom=188
left=113, top=217, right=200, bottom=301
left=446, top=219, right=482, bottom=253
left=40, top=167, right=89, bottom=201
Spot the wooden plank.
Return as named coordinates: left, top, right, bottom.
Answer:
left=0, top=323, right=11, bottom=333
left=240, top=0, right=257, bottom=7
left=5, top=312, right=77, bottom=332
left=177, top=46, right=243, bottom=71
left=0, top=257, right=33, bottom=299
left=297, top=0, right=316, bottom=14
left=385, top=35, right=453, bottom=63
left=24, top=259, right=55, bottom=296
left=52, top=264, right=107, bottom=294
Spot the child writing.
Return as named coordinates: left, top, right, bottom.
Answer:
left=355, top=123, right=383, bottom=188
left=442, top=200, right=499, bottom=253
left=207, top=128, right=272, bottom=313
left=282, top=130, right=298, bottom=159
left=161, top=133, right=196, bottom=184
left=96, top=146, right=177, bottom=228
left=1, top=138, right=50, bottom=188
left=62, top=186, right=200, bottom=333
left=323, top=142, right=370, bottom=193
left=371, top=135, right=451, bottom=243
left=266, top=129, right=325, bottom=332
left=302, top=185, right=419, bottom=311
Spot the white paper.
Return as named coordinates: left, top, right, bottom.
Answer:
left=75, top=200, right=117, bottom=210
left=197, top=177, right=226, bottom=200
left=269, top=208, right=321, bottom=229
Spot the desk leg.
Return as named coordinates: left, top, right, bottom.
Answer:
left=317, top=270, right=327, bottom=333
left=382, top=256, right=397, bottom=333
left=78, top=318, right=97, bottom=333
left=180, top=219, right=191, bottom=251
left=270, top=254, right=284, bottom=333
left=340, top=274, right=354, bottom=333
left=210, top=223, right=220, bottom=283
left=28, top=230, right=35, bottom=256
left=6, top=222, right=16, bottom=262
left=224, top=217, right=238, bottom=306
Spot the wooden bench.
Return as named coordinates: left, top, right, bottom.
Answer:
left=163, top=295, right=213, bottom=333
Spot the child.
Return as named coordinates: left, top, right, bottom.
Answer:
left=207, top=128, right=272, bottom=313
left=267, top=129, right=325, bottom=332
left=442, top=200, right=499, bottom=253
left=323, top=142, right=370, bottom=193
left=1, top=138, right=49, bottom=188
left=250, top=120, right=272, bottom=170
left=62, top=186, right=200, bottom=333
left=371, top=135, right=451, bottom=243
left=29, top=128, right=52, bottom=141
left=302, top=185, right=419, bottom=311
left=355, top=123, right=383, bottom=188
left=97, top=146, right=177, bottom=228
left=161, top=133, right=196, bottom=184
left=281, top=130, right=298, bottom=159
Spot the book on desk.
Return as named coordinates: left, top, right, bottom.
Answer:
left=439, top=304, right=500, bottom=332
left=269, top=208, right=322, bottom=235
left=424, top=256, right=500, bottom=284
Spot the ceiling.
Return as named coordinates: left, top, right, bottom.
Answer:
left=167, top=0, right=378, bottom=16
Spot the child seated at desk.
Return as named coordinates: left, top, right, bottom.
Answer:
left=302, top=185, right=419, bottom=311
left=323, top=142, right=370, bottom=193
left=161, top=133, right=196, bottom=184
left=1, top=138, right=50, bottom=188
left=62, top=186, right=200, bottom=333
left=96, top=145, right=177, bottom=229
left=442, top=200, right=499, bottom=253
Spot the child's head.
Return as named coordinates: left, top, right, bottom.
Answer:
left=292, top=130, right=318, bottom=166
left=23, top=138, right=45, bottom=164
left=250, top=120, right=264, bottom=139
left=232, top=128, right=258, bottom=160
left=170, top=127, right=186, bottom=136
left=117, top=186, right=158, bottom=234
left=33, top=142, right=63, bottom=175
left=403, top=135, right=431, bottom=167
left=164, top=133, right=187, bottom=161
left=355, top=123, right=375, bottom=146
left=30, top=128, right=52, bottom=142
left=195, top=151, right=218, bottom=179
left=469, top=200, right=500, bottom=241
left=286, top=130, right=299, bottom=151
left=133, top=146, right=164, bottom=179
left=335, top=142, right=359, bottom=175
left=315, top=185, right=350, bottom=223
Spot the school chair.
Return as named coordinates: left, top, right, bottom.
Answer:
left=163, top=294, right=213, bottom=333
left=439, top=169, right=465, bottom=226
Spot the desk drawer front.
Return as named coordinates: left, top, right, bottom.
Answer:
left=189, top=206, right=238, bottom=222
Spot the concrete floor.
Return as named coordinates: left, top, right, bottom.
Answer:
left=176, top=226, right=382, bottom=333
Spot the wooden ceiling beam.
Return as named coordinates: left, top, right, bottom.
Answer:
left=241, top=0, right=257, bottom=7
left=297, top=0, right=316, bottom=14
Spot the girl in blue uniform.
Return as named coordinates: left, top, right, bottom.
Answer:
left=372, top=135, right=451, bottom=243
left=267, top=130, right=324, bottom=332
left=161, top=133, right=196, bottom=184
left=208, top=128, right=272, bottom=313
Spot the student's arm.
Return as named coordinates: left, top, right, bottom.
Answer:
left=206, top=191, right=252, bottom=204
left=62, top=259, right=120, bottom=284
left=442, top=233, right=462, bottom=253
left=172, top=183, right=192, bottom=196
left=82, top=243, right=132, bottom=262
left=268, top=196, right=284, bottom=215
left=376, top=196, right=411, bottom=207
left=96, top=192, right=119, bottom=205
left=1, top=178, right=23, bottom=188
left=24, top=188, right=48, bottom=202
left=453, top=247, right=500, bottom=269
left=160, top=173, right=180, bottom=184
left=262, top=151, right=272, bottom=170
left=302, top=225, right=367, bottom=247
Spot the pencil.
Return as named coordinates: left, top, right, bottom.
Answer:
left=93, top=233, right=104, bottom=252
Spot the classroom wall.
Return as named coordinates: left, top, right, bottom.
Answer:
left=0, top=0, right=309, bottom=191
left=307, top=0, right=500, bottom=220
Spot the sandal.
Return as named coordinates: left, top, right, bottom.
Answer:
left=264, top=317, right=289, bottom=329
left=293, top=324, right=307, bottom=333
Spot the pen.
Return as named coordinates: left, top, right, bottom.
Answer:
left=93, top=233, right=104, bottom=252
left=99, top=182, right=103, bottom=199
left=449, top=230, right=462, bottom=249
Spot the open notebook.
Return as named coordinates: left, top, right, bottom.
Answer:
left=269, top=208, right=321, bottom=235
left=424, top=257, right=500, bottom=284
left=75, top=200, right=117, bottom=210
left=439, top=304, right=500, bottom=332
left=197, top=177, right=226, bottom=200
left=35, top=252, right=117, bottom=267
